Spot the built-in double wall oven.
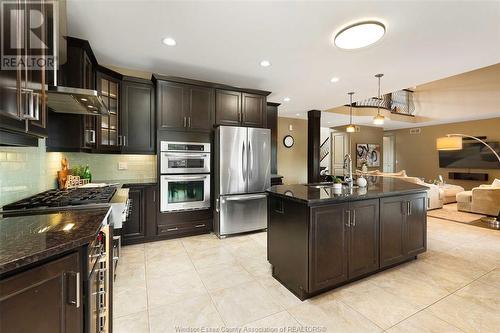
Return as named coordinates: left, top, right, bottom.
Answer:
left=160, top=141, right=211, bottom=212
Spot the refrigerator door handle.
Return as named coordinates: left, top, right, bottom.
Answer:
left=242, top=140, right=247, bottom=183
left=225, top=194, right=267, bottom=201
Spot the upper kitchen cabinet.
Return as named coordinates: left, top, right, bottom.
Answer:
left=156, top=78, right=214, bottom=132
left=121, top=77, right=155, bottom=154
left=215, top=90, right=267, bottom=128
left=46, top=37, right=99, bottom=151
left=96, top=67, right=123, bottom=152
left=0, top=0, right=50, bottom=140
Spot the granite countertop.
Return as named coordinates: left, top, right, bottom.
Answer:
left=0, top=207, right=110, bottom=275
left=266, top=177, right=429, bottom=206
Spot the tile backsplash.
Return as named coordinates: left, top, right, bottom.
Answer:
left=0, top=139, right=156, bottom=207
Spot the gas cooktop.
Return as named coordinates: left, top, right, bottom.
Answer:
left=2, top=187, right=117, bottom=211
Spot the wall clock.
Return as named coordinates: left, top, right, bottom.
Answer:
left=283, top=135, right=294, bottom=148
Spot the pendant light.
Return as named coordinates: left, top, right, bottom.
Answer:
left=373, top=73, right=385, bottom=125
left=346, top=92, right=356, bottom=133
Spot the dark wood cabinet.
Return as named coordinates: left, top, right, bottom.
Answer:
left=0, top=0, right=48, bottom=139
left=267, top=102, right=279, bottom=174
left=96, top=69, right=122, bottom=152
left=121, top=78, right=155, bottom=154
left=348, top=199, right=379, bottom=279
left=215, top=90, right=266, bottom=128
left=157, top=81, right=214, bottom=132
left=242, top=93, right=266, bottom=127
left=215, top=89, right=241, bottom=126
left=46, top=37, right=98, bottom=151
left=0, top=252, right=83, bottom=333
left=380, top=193, right=427, bottom=268
left=309, top=204, right=348, bottom=292
left=122, top=184, right=158, bottom=245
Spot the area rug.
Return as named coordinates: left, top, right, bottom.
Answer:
left=427, top=203, right=486, bottom=224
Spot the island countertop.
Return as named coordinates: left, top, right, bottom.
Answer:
left=266, top=177, right=429, bottom=206
left=0, top=207, right=110, bottom=275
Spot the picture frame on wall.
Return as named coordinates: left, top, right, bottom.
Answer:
left=356, top=143, right=381, bottom=167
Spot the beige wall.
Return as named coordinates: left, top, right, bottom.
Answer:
left=331, top=125, right=384, bottom=171
left=385, top=118, right=500, bottom=190
left=277, top=117, right=308, bottom=184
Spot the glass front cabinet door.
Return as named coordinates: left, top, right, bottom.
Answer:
left=97, top=72, right=121, bottom=151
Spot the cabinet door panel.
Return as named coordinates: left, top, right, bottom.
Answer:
left=123, top=187, right=146, bottom=240
left=380, top=196, right=406, bottom=268
left=122, top=80, right=155, bottom=153
left=348, top=199, right=379, bottom=279
left=309, top=204, right=348, bottom=292
left=242, top=93, right=265, bottom=127
left=0, top=252, right=82, bottom=333
left=188, top=86, right=214, bottom=132
left=406, top=193, right=427, bottom=256
left=158, top=81, right=186, bottom=130
left=215, top=89, right=241, bottom=126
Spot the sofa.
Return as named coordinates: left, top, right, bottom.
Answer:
left=456, top=179, right=500, bottom=216
left=356, top=170, right=444, bottom=210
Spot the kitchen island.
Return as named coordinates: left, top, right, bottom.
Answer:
left=266, top=177, right=428, bottom=300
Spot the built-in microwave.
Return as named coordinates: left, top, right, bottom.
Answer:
left=160, top=141, right=211, bottom=174
left=160, top=174, right=211, bottom=212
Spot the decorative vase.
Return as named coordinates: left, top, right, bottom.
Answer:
left=357, top=176, right=367, bottom=188
left=332, top=183, right=342, bottom=190
left=361, top=164, right=368, bottom=174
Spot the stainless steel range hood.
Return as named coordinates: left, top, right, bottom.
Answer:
left=47, top=86, right=109, bottom=116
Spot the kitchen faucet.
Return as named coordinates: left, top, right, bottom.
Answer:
left=343, top=153, right=354, bottom=187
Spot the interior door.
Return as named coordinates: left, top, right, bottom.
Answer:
left=348, top=199, right=379, bottom=279
left=218, top=126, right=247, bottom=195
left=247, top=128, right=271, bottom=193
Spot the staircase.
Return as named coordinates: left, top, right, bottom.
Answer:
left=320, top=137, right=330, bottom=162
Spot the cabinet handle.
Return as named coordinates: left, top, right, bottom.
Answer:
left=123, top=135, right=127, bottom=146
left=194, top=224, right=206, bottom=228
left=68, top=272, right=80, bottom=308
left=167, top=227, right=178, bottom=232
left=183, top=117, right=187, bottom=128
left=352, top=210, right=356, bottom=227
left=188, top=117, right=191, bottom=128
left=345, top=210, right=351, bottom=227
left=408, top=202, right=412, bottom=216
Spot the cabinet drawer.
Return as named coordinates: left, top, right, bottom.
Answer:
left=157, top=220, right=211, bottom=237
left=157, top=209, right=212, bottom=226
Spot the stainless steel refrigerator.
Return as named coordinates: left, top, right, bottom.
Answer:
left=214, top=126, right=271, bottom=237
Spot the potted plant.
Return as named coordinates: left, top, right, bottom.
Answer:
left=332, top=176, right=343, bottom=190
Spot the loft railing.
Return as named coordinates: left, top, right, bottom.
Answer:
left=351, top=89, right=415, bottom=116
left=320, top=137, right=330, bottom=162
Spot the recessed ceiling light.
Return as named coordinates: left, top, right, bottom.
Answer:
left=330, top=77, right=340, bottom=83
left=283, top=97, right=291, bottom=102
left=162, top=37, right=176, bottom=46
left=260, top=60, right=271, bottom=67
left=334, top=21, right=385, bottom=49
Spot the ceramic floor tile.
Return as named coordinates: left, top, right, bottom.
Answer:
left=224, top=239, right=267, bottom=259
left=386, top=310, right=464, bottom=333
left=243, top=311, right=301, bottom=330
left=288, top=298, right=382, bottom=333
left=146, top=252, right=196, bottom=279
left=148, top=295, right=223, bottom=333
left=145, top=239, right=187, bottom=260
left=428, top=294, right=500, bottom=333
left=188, top=246, right=236, bottom=269
left=477, top=268, right=500, bottom=288
left=209, top=280, right=283, bottom=327
left=257, top=275, right=303, bottom=309
left=181, top=233, right=223, bottom=253
left=114, top=310, right=149, bottom=333
left=114, top=262, right=146, bottom=288
left=334, top=280, right=420, bottom=330
left=197, top=262, right=254, bottom=291
left=120, top=245, right=146, bottom=265
left=454, top=279, right=500, bottom=311
left=113, top=285, right=148, bottom=318
left=146, top=269, right=208, bottom=308
left=237, top=255, right=272, bottom=277
left=369, top=268, right=449, bottom=308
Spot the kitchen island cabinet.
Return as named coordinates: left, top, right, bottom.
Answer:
left=267, top=177, right=427, bottom=300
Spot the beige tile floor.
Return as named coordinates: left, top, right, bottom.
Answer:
left=114, top=216, right=500, bottom=333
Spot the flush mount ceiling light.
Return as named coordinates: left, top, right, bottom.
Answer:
left=334, top=21, right=385, bottom=49
left=346, top=92, right=356, bottom=133
left=162, top=37, right=176, bottom=46
left=373, top=73, right=385, bottom=125
left=260, top=60, right=271, bottom=67
left=283, top=97, right=291, bottom=102
left=330, top=77, right=340, bottom=83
